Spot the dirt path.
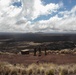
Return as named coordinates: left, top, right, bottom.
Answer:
left=0, top=53, right=76, bottom=65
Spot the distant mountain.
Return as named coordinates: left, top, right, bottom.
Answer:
left=0, top=32, right=76, bottom=42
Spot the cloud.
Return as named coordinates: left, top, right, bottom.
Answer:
left=0, top=0, right=76, bottom=33
left=0, top=0, right=60, bottom=32
left=32, top=0, right=59, bottom=19
left=32, top=6, right=76, bottom=32
left=21, top=0, right=60, bottom=20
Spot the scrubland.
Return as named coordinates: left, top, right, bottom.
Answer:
left=0, top=62, right=76, bottom=75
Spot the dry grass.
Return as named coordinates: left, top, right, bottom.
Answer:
left=0, top=48, right=76, bottom=55
left=0, top=51, right=14, bottom=55
left=47, top=48, right=76, bottom=55
left=0, top=62, right=76, bottom=75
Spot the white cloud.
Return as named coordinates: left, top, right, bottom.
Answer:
left=32, top=0, right=59, bottom=19
left=32, top=5, right=76, bottom=32
left=21, top=0, right=60, bottom=20
left=0, top=0, right=76, bottom=33
left=0, top=0, right=11, bottom=7
left=31, top=15, right=62, bottom=32
left=0, top=0, right=60, bottom=32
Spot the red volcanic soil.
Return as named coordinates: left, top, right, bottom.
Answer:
left=0, top=53, right=76, bottom=65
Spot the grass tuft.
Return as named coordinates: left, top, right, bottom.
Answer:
left=0, top=62, right=76, bottom=75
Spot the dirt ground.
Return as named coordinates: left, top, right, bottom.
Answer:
left=0, top=52, right=76, bottom=66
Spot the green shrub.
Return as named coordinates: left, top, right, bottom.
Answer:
left=59, top=69, right=68, bottom=75
left=46, top=69, right=54, bottom=75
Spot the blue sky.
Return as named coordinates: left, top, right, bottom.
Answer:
left=12, top=1, right=22, bottom=7
left=0, top=0, right=76, bottom=33
left=34, top=0, right=76, bottom=21
left=44, top=0, right=76, bottom=8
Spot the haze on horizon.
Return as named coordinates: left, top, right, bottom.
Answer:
left=0, top=0, right=76, bottom=33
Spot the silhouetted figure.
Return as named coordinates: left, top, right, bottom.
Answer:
left=38, top=46, right=41, bottom=56
left=34, top=47, right=36, bottom=56
left=45, top=47, right=47, bottom=55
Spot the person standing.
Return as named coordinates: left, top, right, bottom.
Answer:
left=38, top=46, right=41, bottom=56
left=45, top=47, right=47, bottom=55
left=34, top=47, right=36, bottom=56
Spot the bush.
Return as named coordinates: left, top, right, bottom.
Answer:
left=0, top=62, right=76, bottom=75
left=59, top=69, right=68, bottom=75
left=46, top=69, right=54, bottom=75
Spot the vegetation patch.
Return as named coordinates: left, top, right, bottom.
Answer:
left=0, top=62, right=76, bottom=75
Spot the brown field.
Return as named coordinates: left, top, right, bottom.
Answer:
left=0, top=52, right=76, bottom=66
left=0, top=52, right=76, bottom=75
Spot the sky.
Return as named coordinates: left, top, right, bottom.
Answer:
left=0, top=0, right=76, bottom=33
